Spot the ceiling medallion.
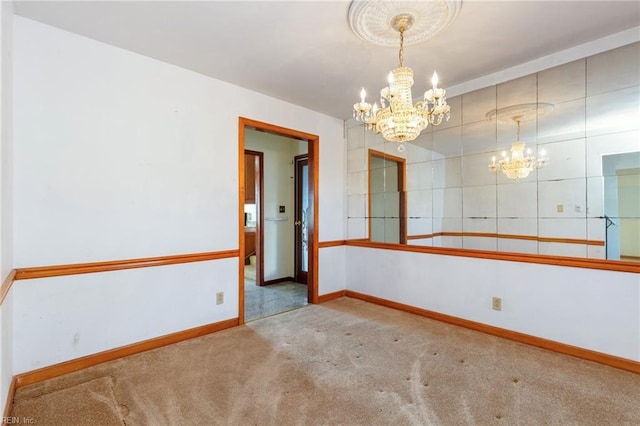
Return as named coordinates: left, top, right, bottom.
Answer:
left=350, top=1, right=461, bottom=149
left=348, top=0, right=463, bottom=47
left=485, top=103, right=555, bottom=123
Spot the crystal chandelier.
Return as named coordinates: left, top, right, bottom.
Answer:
left=489, top=115, right=549, bottom=180
left=353, top=14, right=450, bottom=149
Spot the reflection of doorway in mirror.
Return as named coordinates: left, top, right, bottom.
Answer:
left=368, top=150, right=407, bottom=244
left=603, top=152, right=640, bottom=261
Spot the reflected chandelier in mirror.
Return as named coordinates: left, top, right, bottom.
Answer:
left=487, top=103, right=553, bottom=180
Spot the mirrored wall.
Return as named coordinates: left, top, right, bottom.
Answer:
left=346, top=42, right=640, bottom=261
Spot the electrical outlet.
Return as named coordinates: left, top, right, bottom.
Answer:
left=556, top=204, right=564, bottom=213
left=492, top=297, right=502, bottom=311
left=216, top=292, right=224, bottom=305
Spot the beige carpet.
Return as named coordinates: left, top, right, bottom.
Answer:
left=12, top=376, right=125, bottom=426
left=11, top=297, right=640, bottom=425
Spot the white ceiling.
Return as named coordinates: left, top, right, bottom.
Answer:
left=13, top=1, right=640, bottom=120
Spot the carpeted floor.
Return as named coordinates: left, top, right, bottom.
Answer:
left=11, top=297, right=640, bottom=425
left=244, top=279, right=307, bottom=321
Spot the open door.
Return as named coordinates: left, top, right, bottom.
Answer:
left=294, top=155, right=309, bottom=284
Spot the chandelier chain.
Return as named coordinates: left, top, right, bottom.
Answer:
left=398, top=28, right=405, bottom=67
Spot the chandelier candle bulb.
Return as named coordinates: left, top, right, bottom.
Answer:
left=432, top=71, right=438, bottom=89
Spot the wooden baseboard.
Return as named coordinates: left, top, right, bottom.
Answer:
left=263, top=277, right=295, bottom=286
left=318, top=290, right=346, bottom=303
left=3, top=376, right=17, bottom=418
left=14, top=318, right=239, bottom=388
left=344, top=290, right=640, bottom=375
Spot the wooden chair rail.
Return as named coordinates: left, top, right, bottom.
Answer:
left=15, top=250, right=239, bottom=280
left=407, top=231, right=604, bottom=246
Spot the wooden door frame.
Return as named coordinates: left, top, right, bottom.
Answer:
left=294, top=154, right=309, bottom=284
left=238, top=117, right=319, bottom=325
left=244, top=150, right=264, bottom=286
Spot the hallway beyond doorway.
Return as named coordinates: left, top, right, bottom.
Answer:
left=244, top=279, right=307, bottom=322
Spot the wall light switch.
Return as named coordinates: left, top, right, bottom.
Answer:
left=279, top=205, right=285, bottom=213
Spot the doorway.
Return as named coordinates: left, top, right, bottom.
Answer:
left=238, top=118, right=319, bottom=324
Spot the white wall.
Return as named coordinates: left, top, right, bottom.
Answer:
left=14, top=16, right=345, bottom=267
left=0, top=290, right=13, bottom=409
left=319, top=246, right=346, bottom=297
left=346, top=246, right=640, bottom=361
left=12, top=17, right=345, bottom=372
left=0, top=0, right=13, bottom=412
left=13, top=260, right=237, bottom=372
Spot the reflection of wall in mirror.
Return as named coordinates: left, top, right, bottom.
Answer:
left=603, top=153, right=640, bottom=260
left=369, top=153, right=401, bottom=244
left=617, top=168, right=640, bottom=260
